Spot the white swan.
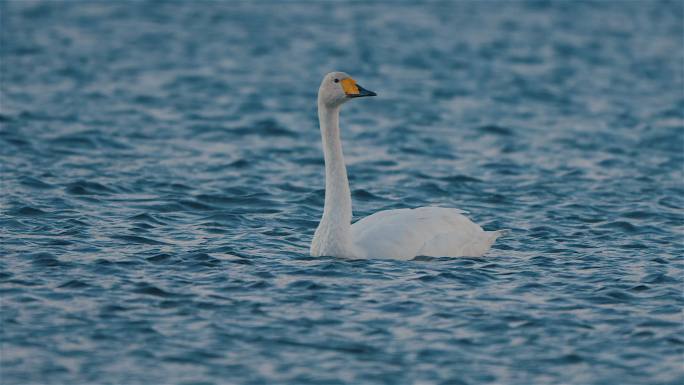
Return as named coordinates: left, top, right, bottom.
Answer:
left=310, top=72, right=503, bottom=260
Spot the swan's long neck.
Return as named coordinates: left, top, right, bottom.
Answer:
left=319, top=104, right=352, bottom=222
left=311, top=102, right=354, bottom=257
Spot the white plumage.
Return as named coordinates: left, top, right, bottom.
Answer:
left=352, top=207, right=502, bottom=260
left=310, top=72, right=502, bottom=260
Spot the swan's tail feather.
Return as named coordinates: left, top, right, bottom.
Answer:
left=485, top=229, right=508, bottom=245
left=491, top=229, right=510, bottom=238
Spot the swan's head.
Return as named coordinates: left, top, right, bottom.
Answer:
left=318, top=71, right=376, bottom=108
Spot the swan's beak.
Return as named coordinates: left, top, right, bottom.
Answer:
left=350, top=84, right=377, bottom=98
left=342, top=78, right=377, bottom=98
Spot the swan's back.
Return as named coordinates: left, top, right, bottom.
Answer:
left=351, top=207, right=501, bottom=260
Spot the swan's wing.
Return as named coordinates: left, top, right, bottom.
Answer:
left=351, top=207, right=501, bottom=260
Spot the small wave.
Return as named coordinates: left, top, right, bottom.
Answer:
left=477, top=124, right=514, bottom=136
left=133, top=283, right=175, bottom=297
left=11, top=206, right=48, bottom=216
left=111, top=235, right=168, bottom=245
left=66, top=181, right=114, bottom=195
left=19, top=176, right=54, bottom=189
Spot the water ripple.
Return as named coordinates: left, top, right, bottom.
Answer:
left=1, top=1, right=683, bottom=385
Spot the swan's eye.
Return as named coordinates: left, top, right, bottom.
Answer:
left=334, top=79, right=339, bottom=83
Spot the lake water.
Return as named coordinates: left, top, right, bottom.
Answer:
left=1, top=1, right=683, bottom=384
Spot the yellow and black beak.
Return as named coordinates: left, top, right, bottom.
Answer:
left=341, top=78, right=377, bottom=98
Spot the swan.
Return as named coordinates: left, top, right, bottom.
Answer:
left=310, top=72, right=503, bottom=260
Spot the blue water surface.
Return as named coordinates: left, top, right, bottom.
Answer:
left=1, top=1, right=683, bottom=384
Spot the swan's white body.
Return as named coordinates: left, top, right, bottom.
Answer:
left=310, top=72, right=502, bottom=260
